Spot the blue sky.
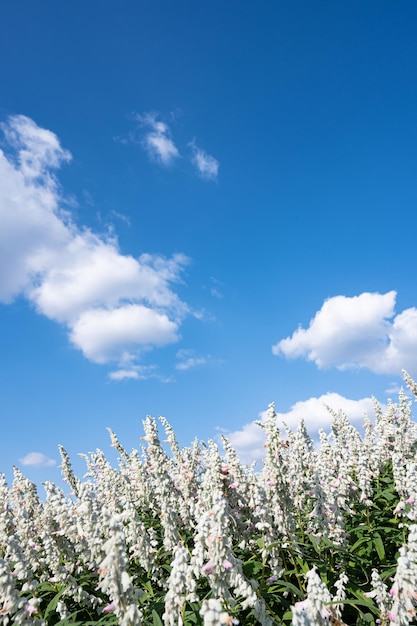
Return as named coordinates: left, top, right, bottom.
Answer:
left=1, top=1, right=417, bottom=484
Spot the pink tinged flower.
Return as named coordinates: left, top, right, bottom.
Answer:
left=223, top=559, right=233, bottom=570
left=103, top=602, right=116, bottom=614
left=24, top=602, right=38, bottom=615
left=294, top=599, right=310, bottom=611
left=220, top=613, right=239, bottom=625
left=406, top=497, right=415, bottom=505
left=202, top=561, right=215, bottom=575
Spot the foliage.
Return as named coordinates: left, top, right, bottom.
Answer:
left=1, top=374, right=417, bottom=625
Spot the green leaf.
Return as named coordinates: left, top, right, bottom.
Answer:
left=381, top=488, right=396, bottom=501
left=373, top=533, right=385, bottom=561
left=143, top=580, right=155, bottom=595
left=306, top=533, right=320, bottom=554
left=43, top=585, right=68, bottom=621
left=345, top=591, right=379, bottom=616
left=243, top=560, right=263, bottom=577
left=380, top=565, right=398, bottom=580
left=281, top=609, right=293, bottom=622
left=184, top=609, right=199, bottom=624
left=53, top=614, right=84, bottom=626
left=294, top=557, right=310, bottom=574
left=271, top=579, right=304, bottom=599
left=83, top=618, right=118, bottom=625
left=95, top=615, right=119, bottom=624
left=349, top=536, right=370, bottom=554
left=152, top=608, right=164, bottom=626
left=35, top=581, right=59, bottom=595
left=331, top=598, right=375, bottom=611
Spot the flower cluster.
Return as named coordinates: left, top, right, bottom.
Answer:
left=0, top=374, right=417, bottom=624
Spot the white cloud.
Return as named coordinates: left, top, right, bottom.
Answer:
left=176, top=349, right=207, bottom=371
left=109, top=369, right=141, bottom=381
left=273, top=291, right=417, bottom=376
left=209, top=276, right=223, bottom=298
left=272, top=393, right=376, bottom=431
left=30, top=234, right=188, bottom=324
left=189, top=140, right=219, bottom=180
left=225, top=393, right=377, bottom=465
left=108, top=364, right=157, bottom=381
left=176, top=358, right=207, bottom=371
left=71, top=305, right=179, bottom=363
left=1, top=114, right=71, bottom=179
left=110, top=210, right=131, bottom=226
left=0, top=114, right=190, bottom=371
left=175, top=348, right=220, bottom=371
left=137, top=112, right=179, bottom=165
left=125, top=115, right=220, bottom=180
left=225, top=421, right=266, bottom=466
left=19, top=452, right=56, bottom=467
left=385, top=382, right=401, bottom=396
left=0, top=116, right=71, bottom=302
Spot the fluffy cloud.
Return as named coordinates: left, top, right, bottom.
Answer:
left=225, top=393, right=377, bottom=465
left=29, top=234, right=188, bottom=324
left=0, top=114, right=190, bottom=371
left=0, top=116, right=71, bottom=302
left=273, top=291, right=417, bottom=376
left=19, top=452, right=56, bottom=467
left=1, top=114, right=71, bottom=179
left=136, top=112, right=179, bottom=165
left=189, top=140, right=219, bottom=180
left=71, top=305, right=179, bottom=363
left=224, top=421, right=267, bottom=466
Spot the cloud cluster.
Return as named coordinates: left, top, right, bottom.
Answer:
left=189, top=140, right=219, bottom=181
left=0, top=115, right=190, bottom=377
left=135, top=112, right=219, bottom=181
left=273, top=291, right=417, bottom=376
left=19, top=452, right=56, bottom=468
left=176, top=349, right=208, bottom=371
left=107, top=364, right=160, bottom=382
left=225, top=393, right=377, bottom=465
left=137, top=113, right=179, bottom=165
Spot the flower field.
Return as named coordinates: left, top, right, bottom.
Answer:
left=2, top=374, right=417, bottom=625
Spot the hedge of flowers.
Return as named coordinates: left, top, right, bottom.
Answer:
left=1, top=372, right=417, bottom=625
